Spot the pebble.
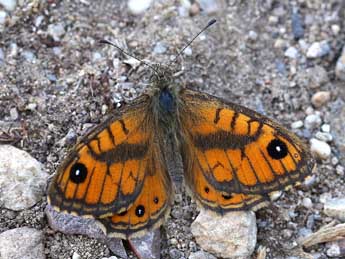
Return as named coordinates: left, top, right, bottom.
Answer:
left=0, top=47, right=4, bottom=65
left=310, top=138, right=331, bottom=160
left=336, top=165, right=345, bottom=176
left=248, top=30, right=258, bottom=41
left=72, top=252, right=81, bottom=259
left=335, top=45, right=345, bottom=81
left=321, top=124, right=330, bottom=133
left=297, top=65, right=329, bottom=89
left=191, top=210, right=256, bottom=258
left=169, top=248, right=184, bottom=259
left=21, top=50, right=36, bottom=62
left=0, top=227, right=44, bottom=259
left=331, top=24, right=340, bottom=35
left=128, top=0, right=153, bottom=15
left=284, top=46, right=299, bottom=59
left=184, top=46, right=192, bottom=56
left=291, top=10, right=304, bottom=40
left=47, top=23, right=66, bottom=41
left=326, top=241, right=345, bottom=257
left=178, top=0, right=191, bottom=17
left=311, top=91, right=331, bottom=108
left=9, top=107, right=18, bottom=120
left=196, top=0, right=221, bottom=14
left=188, top=250, right=217, bottom=259
left=34, top=15, right=44, bottom=28
left=306, top=41, right=331, bottom=58
left=291, top=120, right=303, bottom=129
left=324, top=198, right=345, bottom=222
left=302, top=197, right=313, bottom=209
left=315, top=131, right=333, bottom=142
left=0, top=10, right=6, bottom=26
left=153, top=42, right=167, bottom=54
left=304, top=114, right=322, bottom=130
left=0, top=0, right=16, bottom=11
left=0, top=145, right=48, bottom=210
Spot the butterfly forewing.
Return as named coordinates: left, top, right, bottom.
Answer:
left=179, top=89, right=314, bottom=212
left=48, top=96, right=162, bottom=218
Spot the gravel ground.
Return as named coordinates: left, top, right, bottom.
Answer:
left=1, top=0, right=345, bottom=258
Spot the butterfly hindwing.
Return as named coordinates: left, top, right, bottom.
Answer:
left=179, top=89, right=314, bottom=212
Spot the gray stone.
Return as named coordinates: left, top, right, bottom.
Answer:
left=47, top=23, right=66, bottom=41
left=336, top=45, right=345, bottom=81
left=0, top=0, right=16, bottom=11
left=127, top=0, right=153, bottom=15
left=285, top=46, right=299, bottom=59
left=45, top=205, right=128, bottom=259
left=310, top=138, right=331, bottom=160
left=191, top=210, right=256, bottom=258
left=304, top=114, right=322, bottom=130
left=188, top=250, right=217, bottom=259
left=291, top=10, right=304, bottom=40
left=324, top=198, right=345, bottom=222
left=307, top=41, right=331, bottom=58
left=129, top=229, right=160, bottom=259
left=153, top=42, right=167, bottom=54
left=0, top=227, right=44, bottom=259
left=0, top=145, right=48, bottom=210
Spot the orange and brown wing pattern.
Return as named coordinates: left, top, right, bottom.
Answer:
left=179, top=89, right=314, bottom=212
left=98, top=145, right=172, bottom=239
left=48, top=96, right=157, bottom=218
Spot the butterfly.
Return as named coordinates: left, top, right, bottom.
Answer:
left=47, top=19, right=314, bottom=239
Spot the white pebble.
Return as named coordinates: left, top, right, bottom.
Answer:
left=304, top=114, right=322, bottom=129
left=321, top=124, right=330, bottom=133
left=0, top=10, right=7, bottom=25
left=128, top=0, right=153, bottom=15
left=331, top=24, right=340, bottom=35
left=47, top=23, right=66, bottom=41
left=335, top=45, right=345, bottom=81
left=315, top=131, right=333, bottom=142
left=0, top=0, right=16, bottom=11
left=284, top=46, right=299, bottom=59
left=291, top=120, right=304, bottom=129
left=306, top=41, right=331, bottom=58
left=302, top=197, right=313, bottom=209
left=310, top=138, right=331, bottom=160
left=248, top=30, right=258, bottom=41
left=72, top=252, right=81, bottom=259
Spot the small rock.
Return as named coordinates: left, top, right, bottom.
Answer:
left=291, top=10, right=304, bottom=40
left=184, top=46, right=192, bottom=56
left=169, top=248, right=184, bottom=259
left=196, top=0, right=221, bottom=14
left=306, top=41, right=331, bottom=58
left=47, top=23, right=66, bottom=41
left=324, top=198, right=345, bottom=222
left=0, top=227, right=44, bottom=259
left=336, top=165, right=345, bottom=176
left=72, top=252, right=81, bottom=259
left=326, top=241, right=342, bottom=257
left=0, top=145, right=48, bottom=210
left=0, top=10, right=6, bottom=26
left=285, top=46, right=299, bottom=59
left=21, top=50, right=36, bottom=62
left=311, top=91, right=331, bottom=108
left=188, top=250, right=217, bottom=259
left=0, top=0, right=16, bottom=11
left=189, top=2, right=200, bottom=16
left=26, top=102, right=37, bottom=111
left=128, top=0, right=153, bottom=15
left=92, top=52, right=102, bottom=62
left=34, top=15, right=44, bottom=27
left=129, top=230, right=160, bottom=259
left=335, top=45, right=345, bottom=81
left=291, top=120, right=303, bottom=129
left=304, top=114, right=322, bottom=129
left=310, top=138, right=331, bottom=160
left=302, top=197, right=313, bottom=209
left=191, top=210, right=256, bottom=258
left=178, top=0, right=191, bottom=17
left=9, top=107, right=18, bottom=120
left=321, top=124, right=330, bottom=133
left=319, top=193, right=332, bottom=204
left=315, top=131, right=333, bottom=142
left=0, top=47, right=4, bottom=66
left=274, top=38, right=288, bottom=49
left=297, top=65, right=329, bottom=89
left=153, top=42, right=167, bottom=54
left=331, top=24, right=340, bottom=35
left=248, top=30, right=258, bottom=41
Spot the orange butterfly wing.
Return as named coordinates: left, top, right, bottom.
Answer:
left=179, top=89, right=314, bottom=212
left=48, top=95, right=172, bottom=237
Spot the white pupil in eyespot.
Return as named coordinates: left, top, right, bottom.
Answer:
left=276, top=146, right=281, bottom=152
left=75, top=170, right=80, bottom=176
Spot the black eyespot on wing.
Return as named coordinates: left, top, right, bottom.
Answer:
left=204, top=187, right=210, bottom=193
left=267, top=139, right=288, bottom=160
left=154, top=197, right=159, bottom=204
left=135, top=205, right=145, bottom=217
left=222, top=194, right=233, bottom=200
left=69, top=163, right=88, bottom=184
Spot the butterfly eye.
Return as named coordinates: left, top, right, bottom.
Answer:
left=69, top=163, right=88, bottom=184
left=135, top=205, right=145, bottom=217
left=267, top=139, right=288, bottom=160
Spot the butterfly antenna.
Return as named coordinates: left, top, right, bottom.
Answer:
left=99, top=39, right=159, bottom=74
left=169, top=18, right=217, bottom=65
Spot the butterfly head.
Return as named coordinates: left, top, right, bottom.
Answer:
left=150, top=64, right=174, bottom=90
